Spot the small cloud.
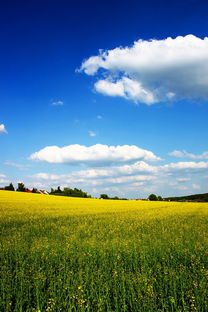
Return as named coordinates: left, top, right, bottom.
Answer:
left=4, top=161, right=30, bottom=171
left=175, top=185, right=188, bottom=191
left=0, top=124, right=7, bottom=134
left=97, top=115, right=102, bottom=119
left=0, top=173, right=8, bottom=184
left=169, top=150, right=208, bottom=160
left=88, top=130, right=97, bottom=137
left=176, top=177, right=190, bottom=182
left=0, top=179, right=9, bottom=184
left=51, top=100, right=64, bottom=106
left=192, top=183, right=201, bottom=190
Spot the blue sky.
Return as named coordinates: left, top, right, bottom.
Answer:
left=1, top=0, right=208, bottom=198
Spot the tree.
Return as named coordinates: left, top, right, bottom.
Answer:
left=112, top=196, right=119, bottom=200
left=57, top=186, right=62, bottom=193
left=157, top=196, right=163, bottom=201
left=4, top=183, right=15, bottom=191
left=50, top=186, right=91, bottom=198
left=16, top=182, right=26, bottom=192
left=100, top=194, right=109, bottom=199
left=32, top=188, right=38, bottom=193
left=148, top=194, right=158, bottom=201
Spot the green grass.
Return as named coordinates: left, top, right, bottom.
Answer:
left=0, top=190, right=208, bottom=311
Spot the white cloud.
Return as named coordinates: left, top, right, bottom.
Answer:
left=106, top=175, right=154, bottom=184
left=162, top=161, right=208, bottom=171
left=192, top=183, right=201, bottom=190
left=88, top=130, right=96, bottom=137
left=4, top=161, right=30, bottom=170
left=97, top=115, right=102, bottom=119
left=80, top=35, right=208, bottom=104
left=72, top=161, right=157, bottom=179
left=29, top=144, right=160, bottom=165
left=29, top=157, right=208, bottom=197
left=169, top=150, right=208, bottom=159
left=51, top=100, right=64, bottom=106
left=176, top=177, right=191, bottom=182
left=95, top=77, right=156, bottom=104
left=0, top=124, right=7, bottom=134
left=0, top=174, right=8, bottom=184
left=0, top=179, right=9, bottom=184
left=174, top=185, right=188, bottom=191
left=30, top=160, right=208, bottom=187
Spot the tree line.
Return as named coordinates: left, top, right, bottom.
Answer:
left=99, top=194, right=127, bottom=200
left=1, top=183, right=92, bottom=198
left=1, top=183, right=162, bottom=200
left=50, top=186, right=91, bottom=198
left=165, top=193, right=208, bottom=202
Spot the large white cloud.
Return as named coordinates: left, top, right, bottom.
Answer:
left=80, top=35, right=208, bottom=104
left=29, top=144, right=160, bottom=164
left=169, top=150, right=208, bottom=159
left=0, top=124, right=7, bottom=134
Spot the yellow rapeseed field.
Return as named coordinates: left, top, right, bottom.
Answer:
left=0, top=190, right=208, bottom=311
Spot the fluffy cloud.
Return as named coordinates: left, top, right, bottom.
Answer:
left=0, top=124, right=7, bottom=134
left=95, top=77, right=155, bottom=104
left=80, top=35, right=208, bottom=104
left=72, top=161, right=157, bottom=179
left=169, top=150, right=208, bottom=159
left=30, top=160, right=208, bottom=197
left=29, top=144, right=160, bottom=165
left=162, top=161, right=208, bottom=171
left=30, top=159, right=208, bottom=184
left=31, top=171, right=154, bottom=186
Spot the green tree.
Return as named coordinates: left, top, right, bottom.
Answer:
left=100, top=194, right=109, bottom=199
left=148, top=194, right=158, bottom=201
left=112, top=196, right=119, bottom=200
left=50, top=186, right=90, bottom=198
left=4, top=183, right=15, bottom=191
left=57, top=186, right=62, bottom=193
left=16, top=183, right=26, bottom=192
left=157, top=196, right=163, bottom=201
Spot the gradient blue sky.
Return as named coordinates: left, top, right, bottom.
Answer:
left=1, top=0, right=208, bottom=198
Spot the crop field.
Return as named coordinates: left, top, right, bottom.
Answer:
left=0, top=190, right=208, bottom=312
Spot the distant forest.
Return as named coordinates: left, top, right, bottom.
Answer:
left=165, top=193, right=208, bottom=202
